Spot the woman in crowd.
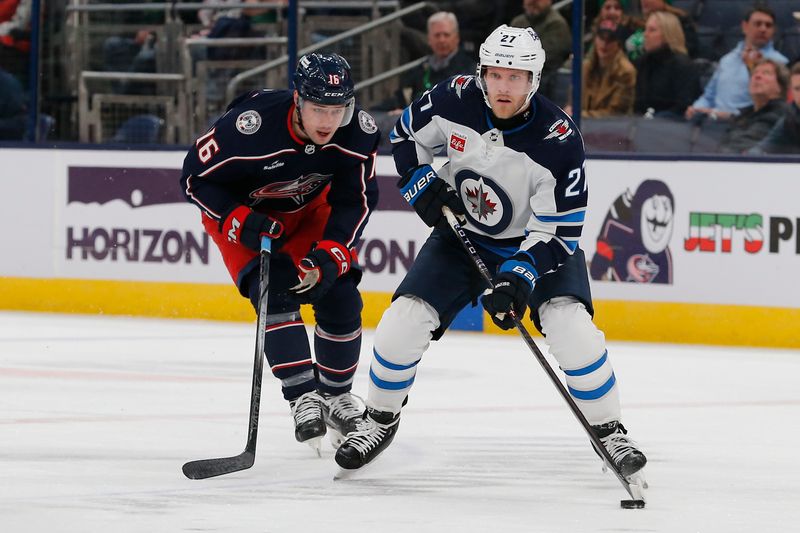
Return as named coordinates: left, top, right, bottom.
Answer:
left=626, top=0, right=698, bottom=60
left=633, top=11, right=700, bottom=117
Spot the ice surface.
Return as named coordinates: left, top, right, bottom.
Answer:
left=1, top=312, right=799, bottom=532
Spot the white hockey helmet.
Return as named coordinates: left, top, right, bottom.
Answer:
left=476, top=25, right=547, bottom=110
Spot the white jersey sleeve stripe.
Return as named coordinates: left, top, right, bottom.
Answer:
left=197, top=148, right=297, bottom=177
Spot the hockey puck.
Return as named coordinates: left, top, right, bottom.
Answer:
left=620, top=499, right=646, bottom=509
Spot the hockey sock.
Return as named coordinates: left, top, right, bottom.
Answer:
left=264, top=312, right=316, bottom=400
left=313, top=324, right=361, bottom=396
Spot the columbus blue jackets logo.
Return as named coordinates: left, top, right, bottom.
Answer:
left=250, top=173, right=331, bottom=204
left=544, top=119, right=572, bottom=141
left=358, top=110, right=377, bottom=134
left=590, top=179, right=675, bottom=284
left=236, top=111, right=262, bottom=135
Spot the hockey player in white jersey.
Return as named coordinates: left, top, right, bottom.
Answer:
left=335, top=25, right=647, bottom=482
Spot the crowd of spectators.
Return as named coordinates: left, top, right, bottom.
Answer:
left=376, top=0, right=799, bottom=154
left=686, top=5, right=787, bottom=121
left=5, top=0, right=800, bottom=154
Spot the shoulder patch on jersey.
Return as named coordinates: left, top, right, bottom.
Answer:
left=358, top=110, right=377, bottom=134
left=449, top=131, right=467, bottom=152
left=449, top=75, right=474, bottom=99
left=543, top=118, right=573, bottom=142
left=236, top=110, right=262, bottom=135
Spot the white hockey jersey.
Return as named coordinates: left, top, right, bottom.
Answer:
left=390, top=75, right=587, bottom=278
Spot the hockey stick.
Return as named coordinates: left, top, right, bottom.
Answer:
left=182, top=236, right=272, bottom=479
left=442, top=207, right=644, bottom=504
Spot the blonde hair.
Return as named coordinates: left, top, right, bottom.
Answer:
left=648, top=11, right=686, bottom=55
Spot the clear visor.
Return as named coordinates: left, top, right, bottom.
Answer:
left=298, top=96, right=355, bottom=127
left=479, top=67, right=534, bottom=98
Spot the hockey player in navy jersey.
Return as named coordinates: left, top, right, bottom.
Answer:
left=335, top=26, right=647, bottom=483
left=181, top=53, right=380, bottom=454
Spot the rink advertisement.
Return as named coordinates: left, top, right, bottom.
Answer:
left=0, top=148, right=798, bottom=346
left=579, top=159, right=800, bottom=310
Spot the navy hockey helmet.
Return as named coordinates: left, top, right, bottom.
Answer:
left=293, top=53, right=356, bottom=126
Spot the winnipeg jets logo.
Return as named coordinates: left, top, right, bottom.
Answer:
left=544, top=119, right=573, bottom=141
left=456, top=171, right=511, bottom=234
left=465, top=181, right=498, bottom=221
left=450, top=75, right=473, bottom=98
left=250, top=173, right=331, bottom=204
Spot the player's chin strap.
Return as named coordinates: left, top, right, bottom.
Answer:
left=294, top=103, right=309, bottom=137
left=441, top=207, right=645, bottom=505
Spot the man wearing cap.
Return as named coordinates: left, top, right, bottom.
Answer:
left=566, top=18, right=636, bottom=117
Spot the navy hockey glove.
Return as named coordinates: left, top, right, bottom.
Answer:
left=291, top=240, right=352, bottom=303
left=397, top=164, right=466, bottom=229
left=481, top=255, right=538, bottom=330
left=222, top=206, right=283, bottom=251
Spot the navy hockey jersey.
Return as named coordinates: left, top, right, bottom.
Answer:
left=391, top=75, right=587, bottom=278
left=181, top=89, right=380, bottom=248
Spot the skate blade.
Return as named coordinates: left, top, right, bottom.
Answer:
left=626, top=470, right=648, bottom=493
left=333, top=456, right=379, bottom=481
left=333, top=466, right=358, bottom=480
left=333, top=448, right=385, bottom=480
left=303, top=436, right=323, bottom=457
left=328, top=428, right=345, bottom=450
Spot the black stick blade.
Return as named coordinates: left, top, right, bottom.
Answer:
left=182, top=451, right=255, bottom=479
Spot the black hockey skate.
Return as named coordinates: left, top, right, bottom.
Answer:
left=334, top=408, right=400, bottom=472
left=592, top=421, right=647, bottom=479
left=321, top=392, right=369, bottom=448
left=289, top=391, right=327, bottom=456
